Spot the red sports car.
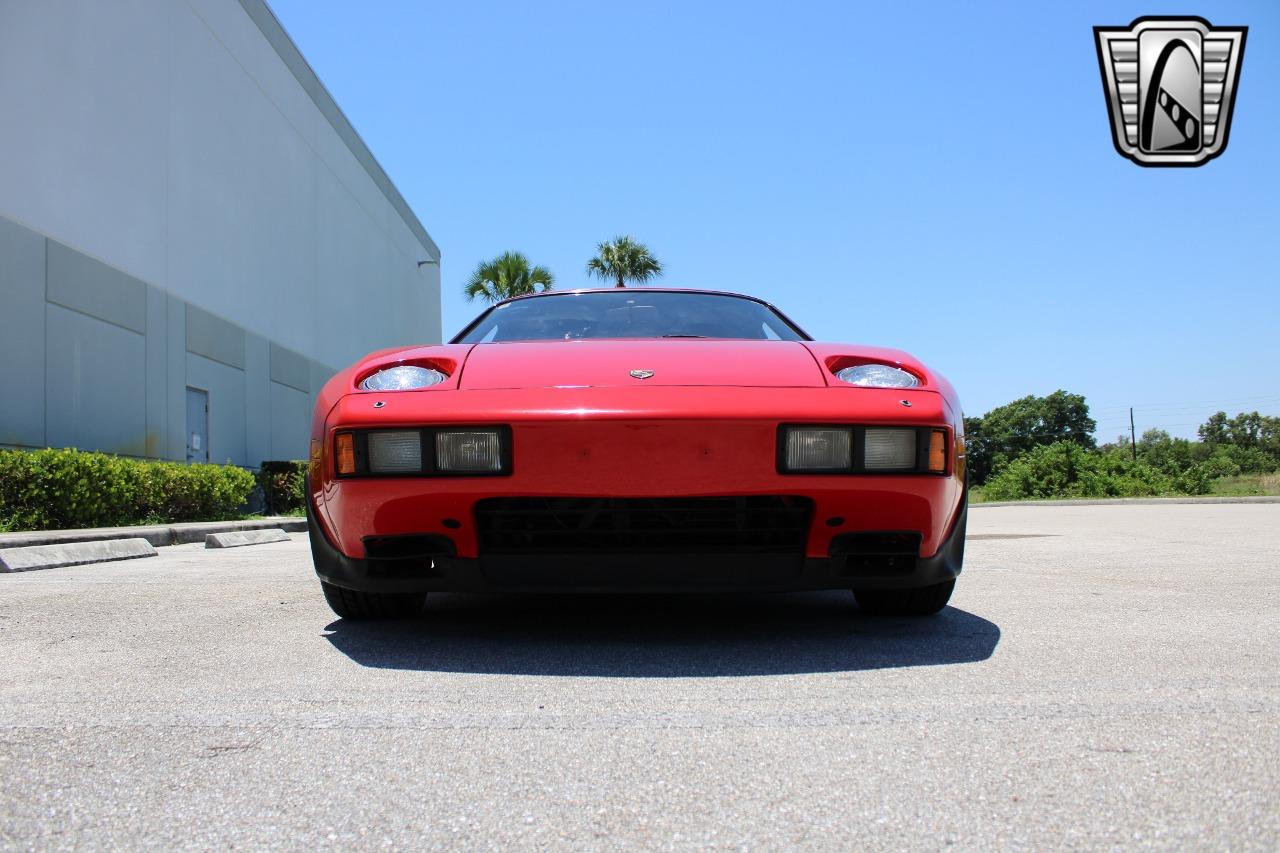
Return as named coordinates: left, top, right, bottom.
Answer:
left=307, top=289, right=967, bottom=619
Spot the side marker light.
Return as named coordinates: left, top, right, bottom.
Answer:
left=335, top=433, right=356, bottom=476
left=928, top=430, right=947, bottom=474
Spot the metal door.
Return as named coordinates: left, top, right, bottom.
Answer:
left=186, top=387, right=209, bottom=463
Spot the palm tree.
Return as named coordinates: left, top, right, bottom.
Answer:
left=463, top=251, right=554, bottom=303
left=586, top=236, right=663, bottom=287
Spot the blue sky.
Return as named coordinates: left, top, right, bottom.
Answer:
left=268, top=0, right=1278, bottom=440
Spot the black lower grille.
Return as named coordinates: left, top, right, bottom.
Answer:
left=475, top=496, right=813, bottom=555
left=829, top=531, right=922, bottom=575
left=363, top=534, right=456, bottom=561
left=362, top=534, right=455, bottom=579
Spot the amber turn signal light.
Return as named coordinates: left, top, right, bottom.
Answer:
left=928, top=429, right=947, bottom=474
left=335, top=432, right=356, bottom=476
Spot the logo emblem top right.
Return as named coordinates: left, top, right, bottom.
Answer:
left=1095, top=17, right=1246, bottom=167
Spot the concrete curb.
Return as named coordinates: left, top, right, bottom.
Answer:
left=0, top=538, right=157, bottom=573
left=973, top=496, right=1280, bottom=508
left=0, top=517, right=307, bottom=550
left=205, top=529, right=291, bottom=549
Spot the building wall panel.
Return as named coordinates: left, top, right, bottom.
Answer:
left=46, top=241, right=148, bottom=334
left=269, top=381, right=310, bottom=460
left=186, top=304, right=246, bottom=370
left=165, top=294, right=188, bottom=461
left=310, top=360, right=337, bottom=426
left=144, top=286, right=169, bottom=459
left=0, top=0, right=170, bottom=287
left=45, top=304, right=147, bottom=456
left=244, top=331, right=271, bottom=468
left=270, top=343, right=311, bottom=393
left=186, top=0, right=320, bottom=146
left=0, top=217, right=46, bottom=448
left=314, top=167, right=397, bottom=366
left=166, top=3, right=319, bottom=349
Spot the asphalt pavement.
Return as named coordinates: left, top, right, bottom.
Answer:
left=2, top=504, right=1277, bottom=850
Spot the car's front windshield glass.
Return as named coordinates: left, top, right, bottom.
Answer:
left=453, top=291, right=807, bottom=343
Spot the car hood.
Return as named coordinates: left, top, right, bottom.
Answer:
left=457, top=340, right=827, bottom=390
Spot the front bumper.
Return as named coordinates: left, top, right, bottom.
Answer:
left=307, top=486, right=967, bottom=595
left=308, top=386, right=966, bottom=594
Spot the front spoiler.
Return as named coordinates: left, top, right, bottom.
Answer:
left=306, top=490, right=967, bottom=595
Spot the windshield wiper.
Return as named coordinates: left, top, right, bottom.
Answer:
left=661, top=334, right=710, bottom=338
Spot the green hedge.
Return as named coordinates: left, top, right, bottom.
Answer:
left=0, top=448, right=256, bottom=531
left=255, top=460, right=308, bottom=516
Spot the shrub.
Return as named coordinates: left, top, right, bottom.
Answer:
left=255, top=460, right=308, bottom=516
left=982, top=441, right=1173, bottom=501
left=1213, top=444, right=1277, bottom=474
left=0, top=448, right=255, bottom=531
left=1198, top=452, right=1242, bottom=481
left=1170, top=465, right=1212, bottom=496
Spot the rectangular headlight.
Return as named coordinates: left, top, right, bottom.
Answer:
left=367, top=430, right=423, bottom=473
left=864, top=428, right=917, bottom=470
left=783, top=427, right=853, bottom=472
left=436, top=430, right=505, bottom=472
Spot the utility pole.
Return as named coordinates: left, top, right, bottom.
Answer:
left=1130, top=407, right=1137, bottom=462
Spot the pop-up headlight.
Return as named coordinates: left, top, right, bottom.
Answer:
left=360, top=365, right=447, bottom=391
left=834, top=364, right=919, bottom=388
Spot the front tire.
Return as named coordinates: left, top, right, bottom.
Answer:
left=320, top=581, right=425, bottom=620
left=853, top=580, right=955, bottom=616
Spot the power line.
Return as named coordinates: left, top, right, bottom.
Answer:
left=1090, top=395, right=1280, bottom=414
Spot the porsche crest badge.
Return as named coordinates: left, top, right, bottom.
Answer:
left=1094, top=17, right=1247, bottom=167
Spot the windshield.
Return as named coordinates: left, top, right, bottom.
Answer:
left=453, top=291, right=807, bottom=343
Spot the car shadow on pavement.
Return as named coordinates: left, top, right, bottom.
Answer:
left=322, top=591, right=1000, bottom=677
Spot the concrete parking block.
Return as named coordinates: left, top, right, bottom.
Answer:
left=205, top=528, right=291, bottom=549
left=0, top=517, right=307, bottom=549
left=0, top=537, right=157, bottom=572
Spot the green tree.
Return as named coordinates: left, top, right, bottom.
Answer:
left=463, top=251, right=554, bottom=304
left=1198, top=410, right=1280, bottom=469
left=1198, top=412, right=1231, bottom=446
left=964, top=391, right=1097, bottom=485
left=586, top=236, right=663, bottom=287
left=1135, top=428, right=1208, bottom=476
left=1138, top=427, right=1172, bottom=446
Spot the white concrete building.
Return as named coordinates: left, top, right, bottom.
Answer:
left=0, top=0, right=441, bottom=466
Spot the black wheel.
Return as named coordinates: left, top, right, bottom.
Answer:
left=853, top=580, right=955, bottom=616
left=320, top=581, right=425, bottom=620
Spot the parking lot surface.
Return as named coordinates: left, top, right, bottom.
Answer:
left=2, top=504, right=1278, bottom=850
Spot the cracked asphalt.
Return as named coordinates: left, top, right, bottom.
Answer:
left=2, top=504, right=1277, bottom=850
